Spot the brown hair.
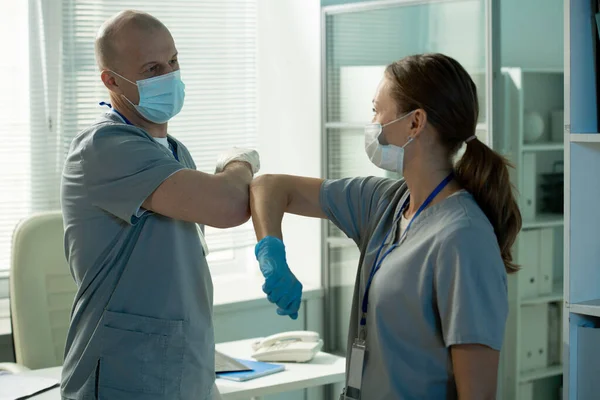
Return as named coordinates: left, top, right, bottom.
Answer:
left=385, top=53, right=522, bottom=273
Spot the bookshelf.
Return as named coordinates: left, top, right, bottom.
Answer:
left=564, top=0, right=600, bottom=398
left=500, top=67, right=565, bottom=400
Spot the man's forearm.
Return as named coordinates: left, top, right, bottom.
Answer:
left=250, top=175, right=288, bottom=240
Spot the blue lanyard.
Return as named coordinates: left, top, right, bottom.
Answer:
left=359, top=173, right=454, bottom=329
left=99, top=101, right=179, bottom=161
left=99, top=102, right=133, bottom=126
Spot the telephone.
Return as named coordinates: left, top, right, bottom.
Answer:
left=251, top=331, right=324, bottom=363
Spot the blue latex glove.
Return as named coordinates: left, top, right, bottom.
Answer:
left=255, top=236, right=303, bottom=319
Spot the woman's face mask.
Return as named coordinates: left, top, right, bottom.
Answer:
left=364, top=111, right=415, bottom=174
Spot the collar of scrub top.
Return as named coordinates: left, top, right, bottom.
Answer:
left=99, top=101, right=179, bottom=162
left=358, top=172, right=454, bottom=338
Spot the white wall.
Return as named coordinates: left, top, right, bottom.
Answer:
left=257, top=0, right=322, bottom=287
left=501, top=0, right=564, bottom=70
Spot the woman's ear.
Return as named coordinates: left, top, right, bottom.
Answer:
left=410, top=109, right=428, bottom=138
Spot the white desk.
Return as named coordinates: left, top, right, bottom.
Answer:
left=24, top=338, right=345, bottom=400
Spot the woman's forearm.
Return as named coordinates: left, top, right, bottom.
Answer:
left=250, top=174, right=289, bottom=240
left=250, top=174, right=327, bottom=240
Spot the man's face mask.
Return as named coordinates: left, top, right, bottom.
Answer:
left=111, top=70, right=185, bottom=124
left=364, top=111, right=415, bottom=174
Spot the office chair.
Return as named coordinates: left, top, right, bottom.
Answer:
left=0, top=211, right=76, bottom=372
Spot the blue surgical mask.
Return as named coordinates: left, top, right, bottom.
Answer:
left=111, top=70, right=185, bottom=124
left=364, top=111, right=415, bottom=174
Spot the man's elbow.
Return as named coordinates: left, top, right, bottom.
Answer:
left=222, top=205, right=251, bottom=228
left=214, top=187, right=251, bottom=229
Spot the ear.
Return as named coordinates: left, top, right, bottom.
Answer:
left=100, top=70, right=122, bottom=94
left=409, top=109, right=428, bottom=138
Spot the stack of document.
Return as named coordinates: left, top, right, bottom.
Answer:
left=0, top=372, right=59, bottom=400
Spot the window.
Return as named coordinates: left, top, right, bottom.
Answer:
left=0, top=0, right=258, bottom=276
left=0, top=2, right=30, bottom=273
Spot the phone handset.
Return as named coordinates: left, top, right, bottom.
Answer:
left=251, top=331, right=323, bottom=362
left=252, top=331, right=320, bottom=351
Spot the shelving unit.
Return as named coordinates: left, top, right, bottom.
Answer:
left=564, top=1, right=600, bottom=398
left=500, top=67, right=565, bottom=400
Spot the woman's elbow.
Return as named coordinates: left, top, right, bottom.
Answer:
left=250, top=174, right=278, bottom=193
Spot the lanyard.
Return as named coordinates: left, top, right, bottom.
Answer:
left=99, top=101, right=179, bottom=161
left=99, top=101, right=133, bottom=125
left=359, top=173, right=454, bottom=334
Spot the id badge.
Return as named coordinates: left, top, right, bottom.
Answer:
left=344, top=338, right=366, bottom=400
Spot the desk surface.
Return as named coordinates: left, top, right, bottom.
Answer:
left=25, top=338, right=346, bottom=400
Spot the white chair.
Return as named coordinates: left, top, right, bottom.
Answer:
left=0, top=211, right=76, bottom=372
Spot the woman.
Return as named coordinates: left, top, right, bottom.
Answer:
left=250, top=53, right=521, bottom=399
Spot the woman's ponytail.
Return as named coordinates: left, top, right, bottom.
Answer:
left=454, top=139, right=522, bottom=273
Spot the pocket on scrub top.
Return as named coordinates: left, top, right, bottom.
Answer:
left=98, top=310, right=185, bottom=395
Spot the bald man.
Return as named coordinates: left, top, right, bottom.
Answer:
left=60, top=10, right=257, bottom=400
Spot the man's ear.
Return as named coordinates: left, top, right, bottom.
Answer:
left=100, top=70, right=121, bottom=93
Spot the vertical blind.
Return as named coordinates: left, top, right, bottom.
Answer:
left=0, top=2, right=31, bottom=273
left=0, top=0, right=258, bottom=274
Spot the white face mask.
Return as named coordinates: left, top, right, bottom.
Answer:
left=364, top=111, right=415, bottom=173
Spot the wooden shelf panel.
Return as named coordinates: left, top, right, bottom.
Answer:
left=570, top=299, right=600, bottom=318
left=570, top=133, right=600, bottom=143
left=519, top=364, right=563, bottom=383
left=522, top=142, right=564, bottom=152
left=521, top=286, right=563, bottom=306
left=522, top=214, right=564, bottom=229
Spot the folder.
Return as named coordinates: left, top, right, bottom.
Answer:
left=521, top=153, right=537, bottom=221
left=216, top=358, right=285, bottom=382
left=0, top=373, right=59, bottom=399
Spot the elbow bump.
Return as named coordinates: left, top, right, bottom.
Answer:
left=251, top=174, right=277, bottom=191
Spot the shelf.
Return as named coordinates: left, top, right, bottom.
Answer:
left=570, top=299, right=600, bottom=318
left=522, top=214, right=564, bottom=229
left=519, top=364, right=563, bottom=383
left=325, top=122, right=364, bottom=129
left=327, top=237, right=356, bottom=249
left=521, top=286, right=563, bottom=306
left=520, top=68, right=564, bottom=74
left=325, top=122, right=488, bottom=131
left=522, top=142, right=564, bottom=152
left=500, top=67, right=564, bottom=75
left=570, top=133, right=600, bottom=143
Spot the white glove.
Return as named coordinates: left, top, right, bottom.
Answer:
left=215, top=147, right=260, bottom=174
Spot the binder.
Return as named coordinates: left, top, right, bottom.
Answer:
left=518, top=230, right=540, bottom=299
left=538, top=228, right=555, bottom=294
left=522, top=153, right=537, bottom=221
left=216, top=358, right=285, bottom=382
left=520, top=304, right=549, bottom=371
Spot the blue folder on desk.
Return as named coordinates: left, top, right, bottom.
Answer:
left=216, top=358, right=285, bottom=382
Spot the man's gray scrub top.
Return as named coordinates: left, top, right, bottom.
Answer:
left=320, top=177, right=508, bottom=399
left=60, top=112, right=215, bottom=400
